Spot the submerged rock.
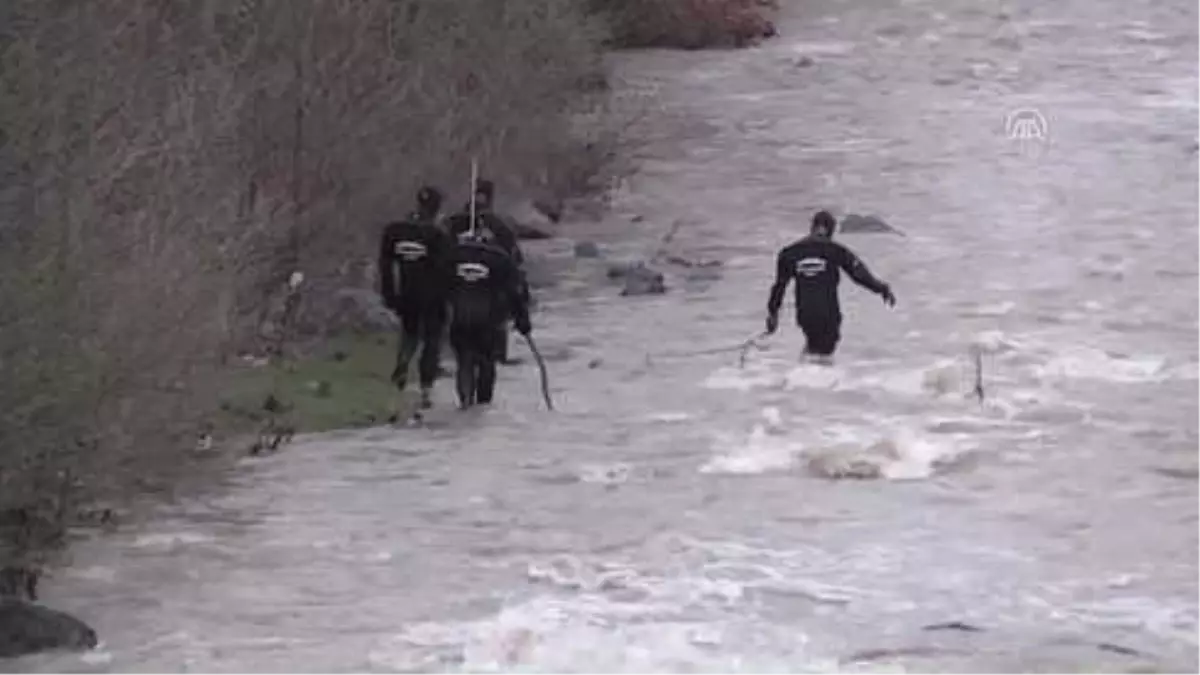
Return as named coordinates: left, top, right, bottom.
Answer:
left=923, top=621, right=985, bottom=633
left=573, top=241, right=601, bottom=258
left=0, top=599, right=98, bottom=659
left=618, top=264, right=667, bottom=297
left=839, top=213, right=904, bottom=235
left=606, top=262, right=636, bottom=279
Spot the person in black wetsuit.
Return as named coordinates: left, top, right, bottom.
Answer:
left=446, top=231, right=533, bottom=409
left=765, top=210, right=897, bottom=362
left=378, top=186, right=454, bottom=409
left=444, top=178, right=530, bottom=365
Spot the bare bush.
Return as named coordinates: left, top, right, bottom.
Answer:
left=591, top=0, right=778, bottom=50
left=0, top=0, right=617, bottom=566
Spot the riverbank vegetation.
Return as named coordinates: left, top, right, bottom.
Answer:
left=0, top=0, right=777, bottom=583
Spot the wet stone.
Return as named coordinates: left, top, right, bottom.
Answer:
left=839, top=213, right=904, bottom=235
left=619, top=265, right=668, bottom=296
left=0, top=599, right=98, bottom=659
left=573, top=241, right=601, bottom=258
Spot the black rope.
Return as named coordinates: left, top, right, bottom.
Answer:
left=645, top=331, right=770, bottom=368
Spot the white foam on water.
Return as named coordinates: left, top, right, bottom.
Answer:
left=646, top=411, right=694, bottom=423
left=785, top=40, right=857, bottom=57
left=701, top=404, right=977, bottom=481
left=972, top=329, right=1035, bottom=351
left=1061, top=596, right=1200, bottom=646
left=130, top=531, right=215, bottom=550
left=527, top=555, right=639, bottom=593
left=700, top=423, right=803, bottom=475
left=1034, top=346, right=1169, bottom=383
left=960, top=300, right=1016, bottom=317
left=954, top=329, right=1192, bottom=394
left=805, top=424, right=975, bottom=481
left=783, top=363, right=847, bottom=391
left=699, top=407, right=798, bottom=476
left=80, top=649, right=114, bottom=666
left=846, top=357, right=988, bottom=402
left=703, top=365, right=782, bottom=392
left=370, top=534, right=874, bottom=673
left=1169, top=361, right=1199, bottom=380
left=366, top=601, right=838, bottom=673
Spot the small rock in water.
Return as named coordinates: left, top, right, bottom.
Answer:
left=1097, top=642, right=1144, bottom=657
left=794, top=56, right=815, bottom=68
left=573, top=241, right=601, bottom=258
left=840, top=213, right=903, bottom=235
left=0, top=598, right=98, bottom=658
left=1151, top=466, right=1199, bottom=481
left=923, top=621, right=985, bottom=633
left=606, top=262, right=635, bottom=279
left=620, top=266, right=667, bottom=296
left=663, top=254, right=722, bottom=269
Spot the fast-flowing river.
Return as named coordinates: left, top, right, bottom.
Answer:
left=22, top=0, right=1198, bottom=671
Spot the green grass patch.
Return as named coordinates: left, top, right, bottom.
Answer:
left=216, top=332, right=415, bottom=434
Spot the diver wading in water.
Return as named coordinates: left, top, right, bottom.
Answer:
left=765, top=210, right=896, bottom=364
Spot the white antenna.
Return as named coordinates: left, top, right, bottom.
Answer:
left=468, top=157, right=478, bottom=239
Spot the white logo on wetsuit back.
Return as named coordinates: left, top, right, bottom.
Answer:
left=795, top=257, right=827, bottom=277
left=394, top=240, right=428, bottom=261
left=456, top=262, right=490, bottom=282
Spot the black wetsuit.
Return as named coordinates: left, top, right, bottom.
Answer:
left=445, top=209, right=530, bottom=362
left=446, top=239, right=532, bottom=408
left=379, top=212, right=453, bottom=390
left=766, top=235, right=891, bottom=356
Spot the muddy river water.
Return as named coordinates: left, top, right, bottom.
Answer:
left=21, top=0, right=1199, bottom=671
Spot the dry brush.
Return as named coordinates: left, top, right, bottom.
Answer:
left=0, top=0, right=617, bottom=567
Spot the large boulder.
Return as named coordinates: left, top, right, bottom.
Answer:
left=495, top=198, right=557, bottom=240
left=0, top=599, right=98, bottom=659
left=839, top=213, right=904, bottom=235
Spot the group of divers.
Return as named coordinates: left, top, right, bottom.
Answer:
left=380, top=180, right=898, bottom=415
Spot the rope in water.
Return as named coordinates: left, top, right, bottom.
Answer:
left=644, top=331, right=771, bottom=368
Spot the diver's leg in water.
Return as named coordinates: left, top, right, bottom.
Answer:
left=476, top=322, right=502, bottom=404
left=391, top=304, right=421, bottom=390
left=450, top=323, right=476, bottom=409
left=799, top=312, right=841, bottom=365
